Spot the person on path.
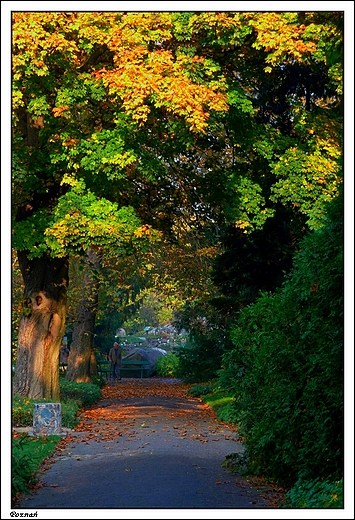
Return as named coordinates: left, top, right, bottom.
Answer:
left=59, top=344, right=70, bottom=371
left=60, top=344, right=70, bottom=364
left=108, top=341, right=122, bottom=380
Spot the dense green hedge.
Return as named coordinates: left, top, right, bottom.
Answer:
left=283, top=477, right=343, bottom=508
left=221, top=193, right=343, bottom=488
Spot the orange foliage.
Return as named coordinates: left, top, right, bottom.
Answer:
left=248, top=12, right=317, bottom=64
left=13, top=12, right=228, bottom=133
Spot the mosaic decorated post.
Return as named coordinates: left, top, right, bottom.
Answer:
left=33, top=403, right=62, bottom=435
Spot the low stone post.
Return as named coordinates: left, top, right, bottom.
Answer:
left=33, top=403, right=62, bottom=436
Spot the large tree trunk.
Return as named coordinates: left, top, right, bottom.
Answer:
left=66, top=248, right=101, bottom=383
left=13, top=252, right=69, bottom=401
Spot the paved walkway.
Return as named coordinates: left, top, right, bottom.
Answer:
left=15, top=379, right=279, bottom=512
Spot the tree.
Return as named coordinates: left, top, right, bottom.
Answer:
left=171, top=11, right=343, bottom=378
left=190, top=10, right=343, bottom=314
left=12, top=253, right=68, bottom=399
left=11, top=12, right=230, bottom=398
left=12, top=11, right=343, bottom=399
left=65, top=248, right=101, bottom=382
left=65, top=239, right=153, bottom=377
left=211, top=205, right=303, bottom=314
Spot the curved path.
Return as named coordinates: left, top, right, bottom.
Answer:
left=17, top=378, right=280, bottom=511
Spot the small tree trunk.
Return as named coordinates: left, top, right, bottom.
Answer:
left=66, top=248, right=101, bottom=383
left=13, top=252, right=68, bottom=400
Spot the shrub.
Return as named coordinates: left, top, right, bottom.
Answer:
left=90, top=373, right=107, bottom=388
left=187, top=383, right=237, bottom=424
left=188, top=383, right=215, bottom=397
left=156, top=353, right=180, bottom=377
left=222, top=452, right=250, bottom=476
left=12, top=435, right=38, bottom=497
left=61, top=399, right=81, bottom=429
left=12, top=381, right=101, bottom=430
left=60, top=380, right=101, bottom=407
left=283, top=478, right=343, bottom=508
left=203, top=393, right=236, bottom=424
left=12, top=395, right=37, bottom=427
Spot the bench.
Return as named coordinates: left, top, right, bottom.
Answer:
left=121, top=360, right=150, bottom=378
left=97, top=361, right=111, bottom=379
left=97, top=360, right=150, bottom=379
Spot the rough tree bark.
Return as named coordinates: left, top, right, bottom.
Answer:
left=65, top=248, right=101, bottom=383
left=12, top=251, right=69, bottom=401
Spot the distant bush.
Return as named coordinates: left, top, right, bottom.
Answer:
left=156, top=353, right=180, bottom=377
left=173, top=299, right=230, bottom=384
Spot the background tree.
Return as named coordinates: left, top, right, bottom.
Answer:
left=65, top=239, right=153, bottom=374
left=173, top=10, right=343, bottom=380
left=65, top=247, right=101, bottom=382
